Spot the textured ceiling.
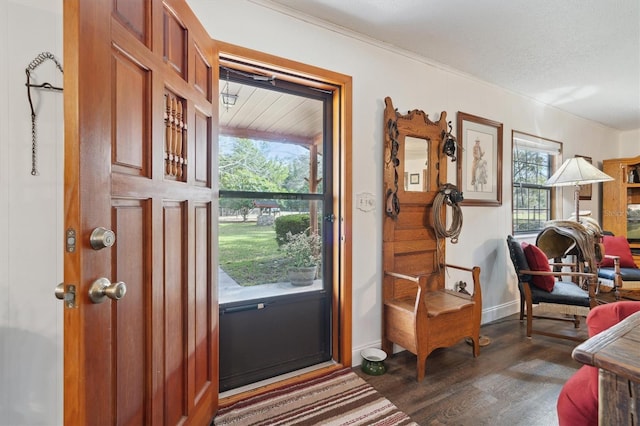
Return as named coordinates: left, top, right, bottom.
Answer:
left=255, top=0, right=640, bottom=131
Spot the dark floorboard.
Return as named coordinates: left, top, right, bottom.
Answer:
left=354, top=314, right=589, bottom=425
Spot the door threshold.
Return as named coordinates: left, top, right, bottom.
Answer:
left=219, top=360, right=338, bottom=399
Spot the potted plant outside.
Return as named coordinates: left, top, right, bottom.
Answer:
left=281, top=229, right=321, bottom=286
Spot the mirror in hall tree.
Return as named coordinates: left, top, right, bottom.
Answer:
left=383, top=96, right=448, bottom=219
left=404, top=136, right=430, bottom=192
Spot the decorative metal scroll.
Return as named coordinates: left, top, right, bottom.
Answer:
left=385, top=117, right=400, bottom=219
left=25, top=52, right=64, bottom=176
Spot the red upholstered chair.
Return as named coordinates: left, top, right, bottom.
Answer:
left=556, top=301, right=640, bottom=426
left=597, top=234, right=640, bottom=293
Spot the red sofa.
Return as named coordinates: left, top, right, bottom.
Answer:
left=557, top=301, right=640, bottom=426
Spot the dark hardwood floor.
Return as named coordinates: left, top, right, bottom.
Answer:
left=355, top=313, right=589, bottom=425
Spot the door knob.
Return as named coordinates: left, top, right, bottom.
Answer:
left=88, top=277, right=127, bottom=304
left=89, top=227, right=116, bottom=250
left=55, top=283, right=65, bottom=300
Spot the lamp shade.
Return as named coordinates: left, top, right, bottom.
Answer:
left=545, top=156, right=613, bottom=187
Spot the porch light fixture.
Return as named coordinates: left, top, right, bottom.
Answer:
left=220, top=68, right=238, bottom=111
left=220, top=82, right=238, bottom=109
left=545, top=156, right=614, bottom=220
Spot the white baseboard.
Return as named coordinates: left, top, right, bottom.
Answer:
left=481, top=300, right=520, bottom=324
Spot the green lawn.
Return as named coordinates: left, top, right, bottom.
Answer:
left=218, top=222, right=288, bottom=286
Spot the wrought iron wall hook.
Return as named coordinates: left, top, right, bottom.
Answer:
left=442, top=121, right=458, bottom=162
left=25, top=51, right=64, bottom=176
left=385, top=117, right=401, bottom=219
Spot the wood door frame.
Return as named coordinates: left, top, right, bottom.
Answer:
left=215, top=41, right=353, bottom=406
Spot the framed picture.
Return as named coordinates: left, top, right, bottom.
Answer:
left=456, top=112, right=503, bottom=206
left=576, top=155, right=592, bottom=200
left=410, top=173, right=419, bottom=184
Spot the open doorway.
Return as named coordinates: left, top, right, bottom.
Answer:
left=217, top=62, right=336, bottom=392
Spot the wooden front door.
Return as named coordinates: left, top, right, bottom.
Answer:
left=63, top=0, right=218, bottom=424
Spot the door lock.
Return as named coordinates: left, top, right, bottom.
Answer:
left=88, top=277, right=127, bottom=304
left=89, top=227, right=116, bottom=250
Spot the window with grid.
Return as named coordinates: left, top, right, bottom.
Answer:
left=512, top=132, right=562, bottom=234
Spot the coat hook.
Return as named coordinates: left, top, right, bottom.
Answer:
left=25, top=52, right=63, bottom=176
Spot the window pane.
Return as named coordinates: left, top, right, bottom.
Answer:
left=514, top=149, right=550, bottom=185
left=219, top=136, right=323, bottom=194
left=218, top=80, right=324, bottom=194
left=512, top=146, right=553, bottom=234
left=218, top=198, right=324, bottom=302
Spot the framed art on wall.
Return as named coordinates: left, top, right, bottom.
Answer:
left=456, top=112, right=503, bottom=206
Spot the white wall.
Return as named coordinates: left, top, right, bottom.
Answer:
left=0, top=0, right=63, bottom=424
left=619, top=129, right=640, bottom=158
left=0, top=0, right=631, bottom=423
left=188, top=0, right=623, bottom=361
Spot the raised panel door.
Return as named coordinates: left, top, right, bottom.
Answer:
left=63, top=0, right=218, bottom=423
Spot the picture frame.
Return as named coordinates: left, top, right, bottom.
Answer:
left=456, top=112, right=503, bottom=206
left=409, top=173, right=419, bottom=185
left=575, top=155, right=592, bottom=200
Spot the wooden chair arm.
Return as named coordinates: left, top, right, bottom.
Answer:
left=387, top=265, right=481, bottom=293
left=444, top=263, right=481, bottom=297
left=519, top=269, right=596, bottom=278
left=599, top=255, right=622, bottom=291
left=383, top=271, right=431, bottom=314
left=548, top=262, right=579, bottom=268
left=602, top=255, right=621, bottom=272
left=443, top=263, right=474, bottom=273
left=384, top=270, right=421, bottom=283
left=383, top=272, right=435, bottom=297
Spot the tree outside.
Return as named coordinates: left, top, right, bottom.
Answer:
left=513, top=149, right=551, bottom=233
left=218, top=137, right=321, bottom=285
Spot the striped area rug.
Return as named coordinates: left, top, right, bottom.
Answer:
left=214, top=368, right=417, bottom=425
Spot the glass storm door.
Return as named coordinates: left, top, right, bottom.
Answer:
left=217, top=65, right=335, bottom=392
